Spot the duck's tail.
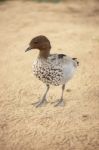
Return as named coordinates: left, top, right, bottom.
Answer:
left=72, top=58, right=79, bottom=66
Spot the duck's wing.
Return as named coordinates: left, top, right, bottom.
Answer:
left=48, top=54, right=66, bottom=60
left=48, top=54, right=79, bottom=67
left=48, top=54, right=66, bottom=65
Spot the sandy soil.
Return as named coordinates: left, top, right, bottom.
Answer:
left=0, top=0, right=99, bottom=150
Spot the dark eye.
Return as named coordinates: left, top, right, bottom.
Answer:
left=34, top=41, right=38, bottom=44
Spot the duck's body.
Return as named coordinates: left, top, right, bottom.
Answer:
left=33, top=54, right=78, bottom=86
left=25, top=35, right=79, bottom=107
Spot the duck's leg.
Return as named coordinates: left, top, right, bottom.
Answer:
left=53, top=84, right=65, bottom=107
left=32, top=84, right=50, bottom=108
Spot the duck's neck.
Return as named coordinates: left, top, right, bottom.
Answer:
left=38, top=49, right=50, bottom=59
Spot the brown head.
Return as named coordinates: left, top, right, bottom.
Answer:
left=25, top=35, right=51, bottom=58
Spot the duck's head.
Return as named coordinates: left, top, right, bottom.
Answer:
left=25, top=35, right=51, bottom=53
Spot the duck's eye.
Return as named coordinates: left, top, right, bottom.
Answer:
left=34, top=41, right=38, bottom=44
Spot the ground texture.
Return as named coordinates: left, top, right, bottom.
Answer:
left=0, top=0, right=99, bottom=150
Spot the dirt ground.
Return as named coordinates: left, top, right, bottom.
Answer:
left=0, top=0, right=99, bottom=150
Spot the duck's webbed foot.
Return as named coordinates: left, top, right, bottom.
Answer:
left=32, top=99, right=48, bottom=108
left=32, top=84, right=50, bottom=108
left=51, top=84, right=65, bottom=107
left=51, top=99, right=65, bottom=107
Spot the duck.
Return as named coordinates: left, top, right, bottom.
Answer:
left=25, top=35, right=79, bottom=107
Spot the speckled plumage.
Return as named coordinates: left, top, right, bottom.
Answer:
left=25, top=35, right=79, bottom=107
left=33, top=54, right=78, bottom=86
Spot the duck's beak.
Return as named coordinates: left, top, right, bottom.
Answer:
left=25, top=47, right=32, bottom=52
